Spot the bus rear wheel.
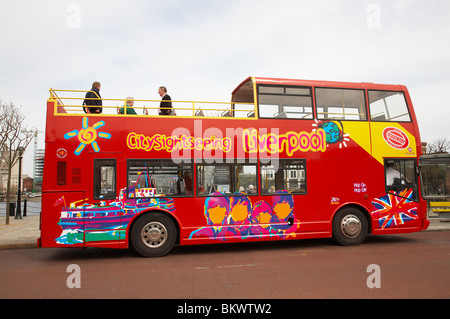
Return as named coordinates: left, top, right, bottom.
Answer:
left=131, top=213, right=177, bottom=257
left=332, top=207, right=368, bottom=246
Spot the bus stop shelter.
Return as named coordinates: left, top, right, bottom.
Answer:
left=420, top=153, right=450, bottom=219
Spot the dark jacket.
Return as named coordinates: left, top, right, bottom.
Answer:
left=83, top=87, right=102, bottom=113
left=159, top=94, right=172, bottom=115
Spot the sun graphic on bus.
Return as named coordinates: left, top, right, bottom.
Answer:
left=64, top=117, right=111, bottom=155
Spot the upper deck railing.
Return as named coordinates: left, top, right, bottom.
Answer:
left=49, top=88, right=257, bottom=119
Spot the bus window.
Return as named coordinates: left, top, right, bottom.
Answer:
left=261, top=159, right=306, bottom=195
left=196, top=160, right=258, bottom=196
left=57, top=161, right=67, bottom=186
left=385, top=159, right=417, bottom=200
left=369, top=91, right=411, bottom=122
left=197, top=163, right=231, bottom=195
left=234, top=163, right=257, bottom=194
left=127, top=160, right=192, bottom=197
left=258, top=85, right=313, bottom=119
left=316, top=88, right=367, bottom=121
left=93, top=159, right=116, bottom=200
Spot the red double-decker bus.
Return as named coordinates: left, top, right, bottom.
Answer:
left=38, top=77, right=430, bottom=257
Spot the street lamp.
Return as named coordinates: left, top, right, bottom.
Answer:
left=15, top=146, right=25, bottom=220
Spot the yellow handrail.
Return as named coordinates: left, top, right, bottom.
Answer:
left=48, top=88, right=257, bottom=119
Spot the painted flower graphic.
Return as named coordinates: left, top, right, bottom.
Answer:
left=64, top=117, right=111, bottom=155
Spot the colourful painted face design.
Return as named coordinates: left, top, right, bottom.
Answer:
left=208, top=206, right=227, bottom=225
left=190, top=191, right=300, bottom=241
left=230, top=204, right=249, bottom=222
left=258, top=212, right=272, bottom=224
left=273, top=202, right=292, bottom=219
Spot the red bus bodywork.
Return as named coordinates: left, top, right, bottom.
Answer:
left=39, top=77, right=429, bottom=255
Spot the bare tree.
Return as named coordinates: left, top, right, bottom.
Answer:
left=0, top=102, right=35, bottom=225
left=427, top=137, right=450, bottom=154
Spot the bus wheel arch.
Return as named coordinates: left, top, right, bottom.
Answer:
left=332, top=205, right=370, bottom=246
left=129, top=211, right=180, bottom=257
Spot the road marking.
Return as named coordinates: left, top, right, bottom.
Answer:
left=195, top=263, right=262, bottom=270
left=217, top=263, right=262, bottom=269
left=285, top=249, right=325, bottom=257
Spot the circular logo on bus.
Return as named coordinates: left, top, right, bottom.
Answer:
left=56, top=148, right=68, bottom=158
left=382, top=127, right=409, bottom=150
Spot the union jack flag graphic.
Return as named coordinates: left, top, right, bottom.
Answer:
left=371, top=189, right=418, bottom=229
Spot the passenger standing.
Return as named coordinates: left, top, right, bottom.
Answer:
left=158, top=86, right=172, bottom=115
left=83, top=81, right=103, bottom=114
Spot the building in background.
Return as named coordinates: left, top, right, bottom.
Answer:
left=0, top=154, right=26, bottom=195
left=34, top=149, right=45, bottom=191
left=23, top=176, right=34, bottom=193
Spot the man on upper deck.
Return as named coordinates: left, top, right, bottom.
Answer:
left=158, top=86, right=173, bottom=115
left=83, top=81, right=103, bottom=114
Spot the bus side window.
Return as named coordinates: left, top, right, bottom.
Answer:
left=127, top=160, right=192, bottom=198
left=93, top=159, right=116, bottom=200
left=315, top=88, right=367, bottom=121
left=258, top=85, right=314, bottom=119
left=369, top=91, right=411, bottom=122
left=195, top=161, right=257, bottom=196
left=261, top=159, right=306, bottom=195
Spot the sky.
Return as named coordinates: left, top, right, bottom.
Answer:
left=1, top=0, right=449, bottom=176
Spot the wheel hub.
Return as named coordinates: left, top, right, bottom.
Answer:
left=340, top=214, right=362, bottom=238
left=141, top=222, right=167, bottom=248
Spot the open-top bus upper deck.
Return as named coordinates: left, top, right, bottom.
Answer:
left=50, top=76, right=414, bottom=121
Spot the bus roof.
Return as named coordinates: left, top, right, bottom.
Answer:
left=232, top=76, right=408, bottom=95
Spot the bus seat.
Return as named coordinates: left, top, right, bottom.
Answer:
left=56, top=100, right=67, bottom=113
left=195, top=108, right=204, bottom=116
left=372, top=114, right=386, bottom=121
left=274, top=112, right=287, bottom=118
left=57, top=105, right=67, bottom=113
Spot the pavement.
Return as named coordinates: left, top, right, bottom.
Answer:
left=0, top=215, right=41, bottom=249
left=0, top=214, right=449, bottom=250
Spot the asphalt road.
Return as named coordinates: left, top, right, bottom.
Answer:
left=1, top=231, right=449, bottom=300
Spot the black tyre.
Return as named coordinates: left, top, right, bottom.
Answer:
left=332, top=207, right=368, bottom=246
left=131, top=213, right=177, bottom=257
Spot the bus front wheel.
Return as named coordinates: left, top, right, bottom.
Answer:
left=131, top=213, right=177, bottom=257
left=332, top=207, right=368, bottom=246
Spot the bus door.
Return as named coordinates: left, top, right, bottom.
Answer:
left=84, top=159, right=121, bottom=247
left=374, top=158, right=421, bottom=230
